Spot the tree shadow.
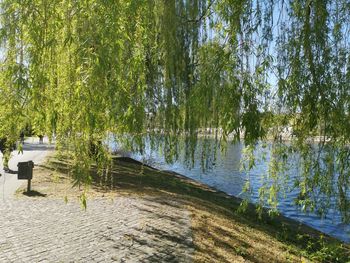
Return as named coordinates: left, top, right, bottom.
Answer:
left=47, top=156, right=350, bottom=262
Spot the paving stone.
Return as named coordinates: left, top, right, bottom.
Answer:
left=0, top=196, right=194, bottom=262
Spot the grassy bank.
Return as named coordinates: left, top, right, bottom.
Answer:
left=17, top=156, right=349, bottom=262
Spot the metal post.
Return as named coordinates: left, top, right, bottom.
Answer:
left=27, top=179, right=31, bottom=192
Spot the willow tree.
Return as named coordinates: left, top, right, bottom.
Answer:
left=0, top=0, right=349, bottom=219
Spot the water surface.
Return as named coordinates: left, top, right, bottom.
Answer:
left=112, top=137, right=350, bottom=243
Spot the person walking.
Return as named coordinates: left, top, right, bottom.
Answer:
left=20, top=131, right=25, bottom=144
left=0, top=138, right=10, bottom=172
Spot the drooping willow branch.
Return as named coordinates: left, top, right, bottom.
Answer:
left=0, top=0, right=349, bottom=218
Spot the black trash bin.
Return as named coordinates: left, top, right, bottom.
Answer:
left=17, top=161, right=34, bottom=180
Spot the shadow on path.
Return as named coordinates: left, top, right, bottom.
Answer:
left=4, top=169, right=18, bottom=174
left=22, top=143, right=55, bottom=152
left=22, top=190, right=47, bottom=197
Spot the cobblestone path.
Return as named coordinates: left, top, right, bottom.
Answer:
left=0, top=196, right=193, bottom=262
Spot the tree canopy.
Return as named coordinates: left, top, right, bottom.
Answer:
left=0, top=0, right=349, bottom=218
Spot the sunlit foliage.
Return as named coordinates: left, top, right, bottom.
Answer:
left=0, top=0, right=349, bottom=219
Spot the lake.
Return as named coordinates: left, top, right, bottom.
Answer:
left=111, top=136, right=350, bottom=243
